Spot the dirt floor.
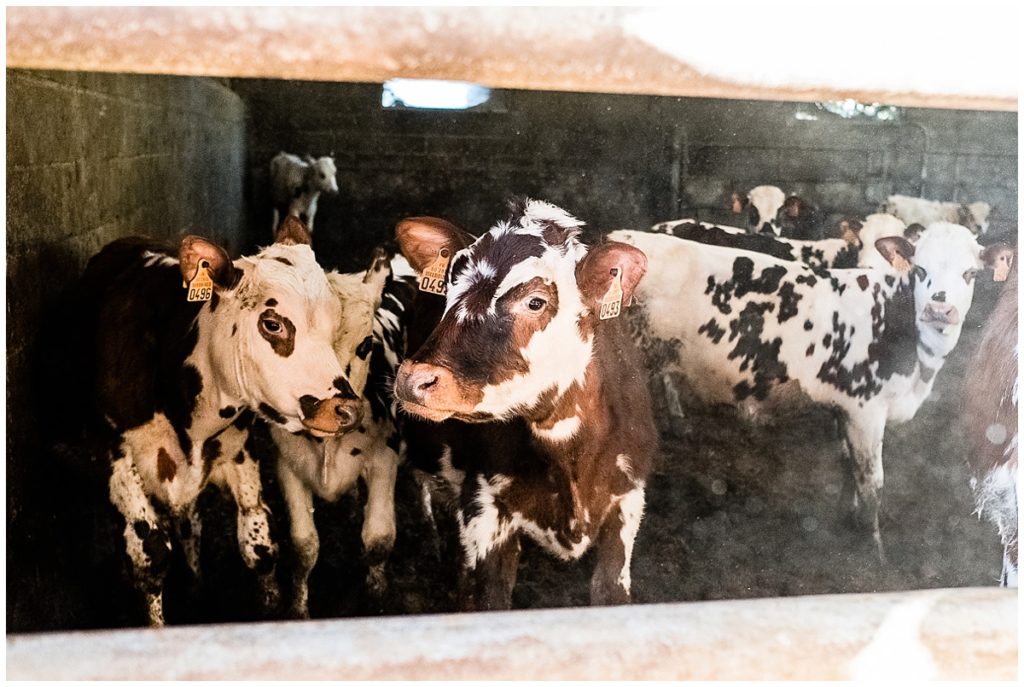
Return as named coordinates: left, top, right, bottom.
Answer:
left=7, top=247, right=1008, bottom=632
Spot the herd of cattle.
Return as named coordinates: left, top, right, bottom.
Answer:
left=58, top=153, right=1017, bottom=627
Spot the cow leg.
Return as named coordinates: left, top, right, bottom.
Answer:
left=842, top=414, right=887, bottom=563
left=590, top=487, right=646, bottom=606
left=277, top=460, right=317, bottom=619
left=109, top=448, right=172, bottom=627
left=216, top=429, right=280, bottom=615
left=360, top=446, right=399, bottom=601
left=456, top=479, right=520, bottom=612
left=175, top=503, right=203, bottom=599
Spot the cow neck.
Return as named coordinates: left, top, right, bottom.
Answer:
left=185, top=305, right=245, bottom=442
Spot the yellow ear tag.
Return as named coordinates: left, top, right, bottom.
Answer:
left=599, top=267, right=623, bottom=320
left=185, top=260, right=214, bottom=302
left=891, top=254, right=913, bottom=275
left=993, top=256, right=1011, bottom=283
left=419, top=248, right=451, bottom=296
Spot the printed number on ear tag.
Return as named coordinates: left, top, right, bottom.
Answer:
left=599, top=267, right=623, bottom=320
left=186, top=260, right=214, bottom=302
left=419, top=248, right=451, bottom=296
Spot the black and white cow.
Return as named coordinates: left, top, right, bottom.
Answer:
left=731, top=185, right=822, bottom=239
left=73, top=216, right=361, bottom=626
left=882, top=194, right=992, bottom=236
left=650, top=218, right=860, bottom=271
left=610, top=223, right=1012, bottom=559
left=393, top=199, right=657, bottom=610
left=271, top=250, right=418, bottom=618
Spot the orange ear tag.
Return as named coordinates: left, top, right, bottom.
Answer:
left=993, top=256, right=1011, bottom=283
left=599, top=267, right=623, bottom=320
left=891, top=254, right=913, bottom=276
left=419, top=248, right=451, bottom=296
left=185, top=260, right=214, bottom=302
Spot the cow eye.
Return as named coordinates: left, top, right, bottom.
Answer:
left=963, top=269, right=978, bottom=284
left=527, top=297, right=546, bottom=312
left=260, top=318, right=282, bottom=334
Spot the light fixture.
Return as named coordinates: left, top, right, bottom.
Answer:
left=382, top=79, right=492, bottom=110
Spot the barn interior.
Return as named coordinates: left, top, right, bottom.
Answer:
left=7, top=65, right=1017, bottom=634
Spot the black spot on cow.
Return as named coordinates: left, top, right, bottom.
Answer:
left=920, top=342, right=933, bottom=357
left=259, top=308, right=296, bottom=357
left=208, top=291, right=220, bottom=312
left=857, top=274, right=870, bottom=291
left=141, top=527, right=171, bottom=574
left=333, top=376, right=357, bottom=399
left=884, top=275, right=896, bottom=287
left=252, top=544, right=275, bottom=574
left=231, top=323, right=237, bottom=337
left=726, top=301, right=788, bottom=401
left=698, top=317, right=726, bottom=344
left=218, top=405, right=237, bottom=419
left=258, top=403, right=287, bottom=425
left=705, top=257, right=787, bottom=315
left=386, top=432, right=401, bottom=453
left=201, top=437, right=221, bottom=464
left=344, top=362, right=351, bottom=377
left=233, top=408, right=254, bottom=430
left=272, top=257, right=293, bottom=266
left=804, top=319, right=813, bottom=331
left=350, top=447, right=362, bottom=456
left=234, top=451, right=245, bottom=464
left=355, top=335, right=373, bottom=360
left=921, top=365, right=936, bottom=383
left=669, top=223, right=796, bottom=261
left=777, top=282, right=801, bottom=323
left=357, top=425, right=366, bottom=434
left=833, top=244, right=859, bottom=268
left=823, top=334, right=832, bottom=347
left=806, top=343, right=815, bottom=356
left=265, top=298, right=277, bottom=307
left=134, top=520, right=150, bottom=539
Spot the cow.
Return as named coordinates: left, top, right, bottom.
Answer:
left=650, top=218, right=860, bottom=271
left=70, top=216, right=362, bottom=626
left=393, top=198, right=657, bottom=611
left=609, top=223, right=1012, bottom=561
left=881, top=194, right=992, bottom=236
left=731, top=185, right=821, bottom=239
left=271, top=249, right=419, bottom=618
left=842, top=213, right=917, bottom=270
left=961, top=255, right=1018, bottom=586
left=270, top=152, right=339, bottom=233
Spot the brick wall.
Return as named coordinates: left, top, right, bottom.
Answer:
left=232, top=78, right=1016, bottom=274
left=6, top=69, right=247, bottom=630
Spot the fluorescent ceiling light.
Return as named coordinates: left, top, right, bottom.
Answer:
left=382, top=79, right=492, bottom=110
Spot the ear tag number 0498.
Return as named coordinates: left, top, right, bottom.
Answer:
left=185, top=260, right=214, bottom=302
left=419, top=248, right=451, bottom=296
left=599, top=267, right=623, bottom=320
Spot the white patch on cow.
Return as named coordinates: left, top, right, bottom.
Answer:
left=972, top=461, right=1018, bottom=587
left=617, top=487, right=646, bottom=593
left=616, top=453, right=634, bottom=482
left=747, top=185, right=786, bottom=235
left=459, top=474, right=514, bottom=568
left=849, top=592, right=941, bottom=681
left=125, top=413, right=205, bottom=514
left=532, top=415, right=581, bottom=442
left=517, top=517, right=592, bottom=561
left=142, top=250, right=178, bottom=268
left=523, top=199, right=586, bottom=231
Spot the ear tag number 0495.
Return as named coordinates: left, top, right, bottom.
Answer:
left=185, top=260, right=214, bottom=302
left=599, top=267, right=623, bottom=320
left=419, top=248, right=451, bottom=296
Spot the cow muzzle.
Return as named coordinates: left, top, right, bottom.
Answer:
left=921, top=302, right=960, bottom=327
left=394, top=361, right=475, bottom=422
left=299, top=395, right=363, bottom=435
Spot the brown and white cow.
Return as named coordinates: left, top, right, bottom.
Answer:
left=75, top=216, right=361, bottom=626
left=394, top=199, right=657, bottom=610
left=962, top=254, right=1018, bottom=586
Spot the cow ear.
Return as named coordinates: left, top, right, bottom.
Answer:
left=838, top=219, right=863, bottom=245
left=275, top=215, right=313, bottom=245
left=875, top=236, right=916, bottom=274
left=981, top=243, right=1014, bottom=282
left=361, top=246, right=392, bottom=304
left=179, top=236, right=239, bottom=290
left=730, top=191, right=746, bottom=215
left=783, top=196, right=802, bottom=219
left=396, top=217, right=475, bottom=274
left=903, top=223, right=925, bottom=242
left=576, top=241, right=648, bottom=313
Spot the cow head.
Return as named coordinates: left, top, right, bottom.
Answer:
left=856, top=213, right=911, bottom=270
left=183, top=216, right=360, bottom=437
left=325, top=247, right=391, bottom=397
left=394, top=199, right=646, bottom=423
left=746, top=185, right=786, bottom=235
left=310, top=156, right=339, bottom=194
left=875, top=222, right=1013, bottom=355
left=958, top=201, right=991, bottom=235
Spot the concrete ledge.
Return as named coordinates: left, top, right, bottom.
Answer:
left=6, top=588, right=1017, bottom=680
left=6, top=7, right=1016, bottom=112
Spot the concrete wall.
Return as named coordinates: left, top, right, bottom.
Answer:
left=231, top=79, right=1016, bottom=274
left=6, top=69, right=247, bottom=630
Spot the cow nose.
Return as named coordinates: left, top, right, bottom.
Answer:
left=396, top=361, right=459, bottom=406
left=922, top=302, right=959, bottom=326
left=932, top=291, right=946, bottom=303
left=299, top=395, right=362, bottom=434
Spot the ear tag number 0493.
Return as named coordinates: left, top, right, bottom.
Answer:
left=599, top=267, right=623, bottom=320
left=185, top=260, right=214, bottom=302
left=419, top=248, right=451, bottom=296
